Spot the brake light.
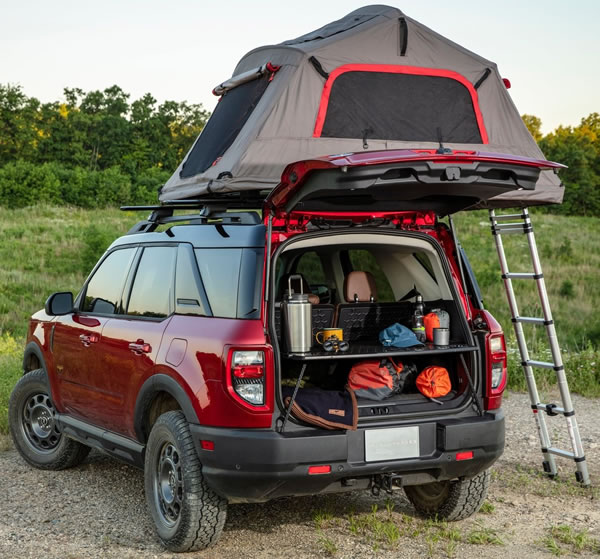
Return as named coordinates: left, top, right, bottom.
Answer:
left=231, top=350, right=265, bottom=405
left=485, top=331, right=507, bottom=410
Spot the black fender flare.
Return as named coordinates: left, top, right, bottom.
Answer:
left=23, top=341, right=47, bottom=375
left=134, top=374, right=200, bottom=443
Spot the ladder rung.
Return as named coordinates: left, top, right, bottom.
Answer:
left=491, top=213, right=526, bottom=221
left=526, top=360, right=557, bottom=370
left=503, top=272, right=542, bottom=280
left=535, top=403, right=568, bottom=416
left=546, top=447, right=576, bottom=460
left=493, top=226, right=528, bottom=235
left=514, top=317, right=549, bottom=325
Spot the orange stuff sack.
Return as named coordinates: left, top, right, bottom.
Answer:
left=416, top=366, right=452, bottom=399
left=424, top=309, right=450, bottom=341
left=423, top=313, right=440, bottom=341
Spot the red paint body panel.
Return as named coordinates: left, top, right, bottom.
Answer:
left=160, top=315, right=272, bottom=428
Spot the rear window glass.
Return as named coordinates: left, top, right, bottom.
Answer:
left=318, top=71, right=483, bottom=143
left=180, top=74, right=271, bottom=178
left=194, top=248, right=263, bottom=319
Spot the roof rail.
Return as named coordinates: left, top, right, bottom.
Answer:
left=121, top=198, right=264, bottom=235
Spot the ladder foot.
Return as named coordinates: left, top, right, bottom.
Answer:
left=542, top=460, right=557, bottom=478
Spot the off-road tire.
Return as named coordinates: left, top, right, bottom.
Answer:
left=404, top=469, right=491, bottom=521
left=145, top=411, right=227, bottom=552
left=9, top=368, right=90, bottom=470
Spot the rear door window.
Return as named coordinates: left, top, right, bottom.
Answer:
left=82, top=248, right=137, bottom=315
left=126, top=246, right=177, bottom=319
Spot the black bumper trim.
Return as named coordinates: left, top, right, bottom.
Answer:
left=190, top=411, right=505, bottom=502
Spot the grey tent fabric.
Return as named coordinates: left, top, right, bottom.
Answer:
left=160, top=5, right=563, bottom=208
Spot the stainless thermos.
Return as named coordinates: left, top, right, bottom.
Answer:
left=282, top=274, right=312, bottom=353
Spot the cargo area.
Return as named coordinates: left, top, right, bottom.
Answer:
left=271, top=230, right=480, bottom=425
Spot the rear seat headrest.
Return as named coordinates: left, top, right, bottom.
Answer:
left=344, top=271, right=377, bottom=302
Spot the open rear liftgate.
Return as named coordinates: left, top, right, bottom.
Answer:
left=489, top=209, right=590, bottom=485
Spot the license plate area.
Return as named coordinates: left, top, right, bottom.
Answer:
left=365, top=426, right=420, bottom=462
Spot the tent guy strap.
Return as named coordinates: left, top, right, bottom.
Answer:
left=212, top=63, right=280, bottom=96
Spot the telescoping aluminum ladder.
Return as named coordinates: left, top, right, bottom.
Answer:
left=489, top=208, right=590, bottom=485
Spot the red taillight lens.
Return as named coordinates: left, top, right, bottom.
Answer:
left=233, top=364, right=264, bottom=379
left=485, top=332, right=507, bottom=410
left=231, top=351, right=265, bottom=406
left=200, top=440, right=214, bottom=451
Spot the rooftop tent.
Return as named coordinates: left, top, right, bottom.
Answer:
left=159, top=5, right=563, bottom=208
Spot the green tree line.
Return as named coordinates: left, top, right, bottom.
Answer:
left=0, top=83, right=598, bottom=214
left=522, top=113, right=600, bottom=216
left=0, top=84, right=208, bottom=207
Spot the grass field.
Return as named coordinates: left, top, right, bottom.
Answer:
left=0, top=206, right=598, bottom=433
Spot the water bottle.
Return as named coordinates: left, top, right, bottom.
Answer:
left=412, top=293, right=426, bottom=342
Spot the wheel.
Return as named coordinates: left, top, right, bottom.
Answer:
left=145, top=411, right=227, bottom=552
left=9, top=369, right=90, bottom=470
left=404, top=469, right=490, bottom=521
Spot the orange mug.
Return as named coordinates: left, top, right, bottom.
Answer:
left=315, top=328, right=344, bottom=345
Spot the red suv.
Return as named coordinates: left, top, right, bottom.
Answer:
left=9, top=150, right=558, bottom=552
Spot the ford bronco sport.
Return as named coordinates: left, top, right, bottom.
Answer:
left=9, top=150, right=561, bottom=551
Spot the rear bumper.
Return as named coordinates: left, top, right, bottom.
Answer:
left=190, top=410, right=504, bottom=503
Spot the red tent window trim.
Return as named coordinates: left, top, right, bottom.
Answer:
left=312, top=64, right=489, bottom=144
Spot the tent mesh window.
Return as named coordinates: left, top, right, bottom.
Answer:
left=317, top=71, right=484, bottom=144
left=180, top=74, right=271, bottom=178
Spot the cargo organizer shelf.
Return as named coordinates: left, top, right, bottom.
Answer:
left=283, top=343, right=477, bottom=361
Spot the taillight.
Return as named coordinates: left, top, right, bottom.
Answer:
left=485, top=332, right=507, bottom=410
left=231, top=350, right=265, bottom=406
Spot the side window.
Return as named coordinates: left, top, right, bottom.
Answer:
left=295, top=251, right=327, bottom=287
left=194, top=248, right=263, bottom=319
left=82, top=248, right=137, bottom=314
left=127, top=246, right=176, bottom=319
left=175, top=244, right=210, bottom=316
left=195, top=248, right=242, bottom=319
left=347, top=249, right=394, bottom=302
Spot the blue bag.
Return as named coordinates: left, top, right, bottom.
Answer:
left=379, top=323, right=424, bottom=348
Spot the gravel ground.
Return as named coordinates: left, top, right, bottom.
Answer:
left=1, top=391, right=599, bottom=559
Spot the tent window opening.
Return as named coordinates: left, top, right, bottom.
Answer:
left=314, top=66, right=487, bottom=144
left=180, top=73, right=272, bottom=178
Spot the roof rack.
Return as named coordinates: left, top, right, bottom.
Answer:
left=121, top=194, right=267, bottom=235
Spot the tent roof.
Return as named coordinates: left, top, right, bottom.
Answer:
left=159, top=5, right=563, bottom=209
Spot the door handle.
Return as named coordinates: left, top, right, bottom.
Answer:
left=129, top=340, right=152, bottom=354
left=79, top=333, right=99, bottom=346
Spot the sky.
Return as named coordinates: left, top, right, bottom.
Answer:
left=2, top=0, right=598, bottom=133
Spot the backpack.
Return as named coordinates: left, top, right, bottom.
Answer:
left=348, top=358, right=418, bottom=401
left=416, top=366, right=452, bottom=403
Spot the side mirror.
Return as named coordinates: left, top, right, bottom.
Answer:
left=45, top=292, right=74, bottom=316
